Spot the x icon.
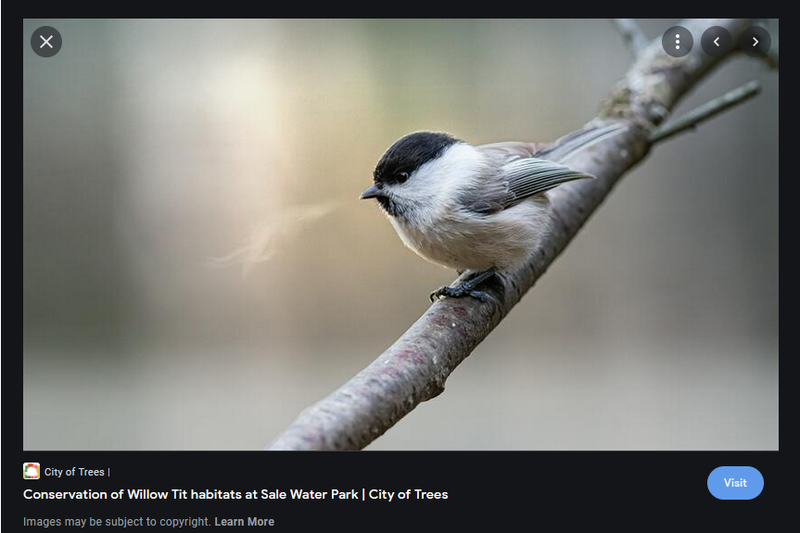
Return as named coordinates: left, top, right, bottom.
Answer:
left=32, top=27, right=62, bottom=57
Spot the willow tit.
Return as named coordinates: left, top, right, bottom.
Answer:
left=361, top=123, right=626, bottom=301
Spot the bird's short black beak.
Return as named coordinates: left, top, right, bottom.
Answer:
left=360, top=184, right=381, bottom=200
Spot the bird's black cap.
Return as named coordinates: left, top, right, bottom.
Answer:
left=374, top=131, right=459, bottom=185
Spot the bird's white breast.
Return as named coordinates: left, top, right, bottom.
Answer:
left=390, top=196, right=551, bottom=272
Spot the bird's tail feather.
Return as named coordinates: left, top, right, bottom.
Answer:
left=538, top=122, right=628, bottom=163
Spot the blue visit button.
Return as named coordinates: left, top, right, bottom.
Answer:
left=707, top=466, right=764, bottom=500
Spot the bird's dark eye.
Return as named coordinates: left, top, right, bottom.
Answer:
left=396, top=172, right=409, bottom=184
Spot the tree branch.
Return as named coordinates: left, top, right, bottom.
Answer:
left=266, top=18, right=767, bottom=451
left=649, top=80, right=761, bottom=144
left=611, top=19, right=648, bottom=57
left=764, top=48, right=779, bottom=69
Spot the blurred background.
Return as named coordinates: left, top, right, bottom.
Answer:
left=23, top=19, right=778, bottom=450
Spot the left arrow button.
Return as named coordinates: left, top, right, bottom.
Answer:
left=701, top=26, right=732, bottom=57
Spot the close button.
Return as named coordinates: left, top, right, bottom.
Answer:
left=31, top=26, right=62, bottom=58
left=707, top=466, right=764, bottom=500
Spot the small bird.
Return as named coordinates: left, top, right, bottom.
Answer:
left=360, top=123, right=626, bottom=301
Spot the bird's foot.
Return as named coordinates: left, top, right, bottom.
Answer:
left=429, top=268, right=497, bottom=303
left=430, top=285, right=491, bottom=302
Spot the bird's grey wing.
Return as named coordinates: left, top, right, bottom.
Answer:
left=468, top=142, right=557, bottom=213
left=463, top=156, right=594, bottom=214
left=467, top=123, right=627, bottom=214
left=501, top=158, right=594, bottom=205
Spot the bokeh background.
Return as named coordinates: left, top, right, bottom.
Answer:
left=23, top=19, right=778, bottom=450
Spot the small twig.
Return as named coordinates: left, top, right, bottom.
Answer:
left=649, top=81, right=761, bottom=144
left=611, top=19, right=648, bottom=57
left=764, top=47, right=779, bottom=70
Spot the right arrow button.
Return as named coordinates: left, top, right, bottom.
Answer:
left=741, top=26, right=771, bottom=57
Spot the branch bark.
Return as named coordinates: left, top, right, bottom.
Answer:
left=610, top=19, right=649, bottom=57
left=267, top=18, right=765, bottom=451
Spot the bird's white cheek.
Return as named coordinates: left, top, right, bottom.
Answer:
left=401, top=143, right=490, bottom=212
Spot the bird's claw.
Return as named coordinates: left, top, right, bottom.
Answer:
left=430, top=285, right=491, bottom=302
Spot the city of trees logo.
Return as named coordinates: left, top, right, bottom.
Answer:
left=23, top=463, right=41, bottom=479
